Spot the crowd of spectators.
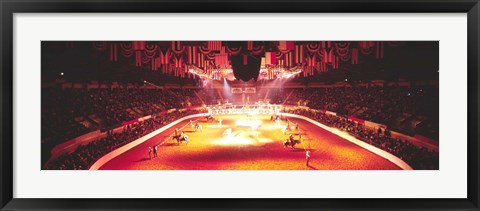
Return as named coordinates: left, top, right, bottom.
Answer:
left=45, top=109, right=204, bottom=170
left=41, top=87, right=207, bottom=166
left=284, top=108, right=439, bottom=170
left=268, top=88, right=287, bottom=105
left=196, top=89, right=220, bottom=105
left=42, top=88, right=202, bottom=143
left=280, top=85, right=438, bottom=139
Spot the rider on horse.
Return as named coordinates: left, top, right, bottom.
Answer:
left=284, top=133, right=300, bottom=149
left=195, top=122, right=202, bottom=132
left=177, top=131, right=189, bottom=145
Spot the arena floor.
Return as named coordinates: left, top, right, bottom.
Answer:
left=99, top=115, right=401, bottom=170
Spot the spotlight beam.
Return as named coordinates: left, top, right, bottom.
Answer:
left=143, top=81, right=162, bottom=89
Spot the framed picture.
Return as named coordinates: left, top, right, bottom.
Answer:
left=1, top=0, right=479, bottom=210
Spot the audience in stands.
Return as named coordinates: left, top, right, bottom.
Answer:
left=278, top=85, right=438, bottom=139
left=45, top=110, right=203, bottom=170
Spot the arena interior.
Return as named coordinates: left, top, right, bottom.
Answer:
left=41, top=41, right=439, bottom=170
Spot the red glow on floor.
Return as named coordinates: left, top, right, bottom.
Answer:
left=99, top=115, right=401, bottom=170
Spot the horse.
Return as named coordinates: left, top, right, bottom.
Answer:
left=283, top=139, right=300, bottom=149
left=205, top=115, right=215, bottom=122
left=270, top=115, right=279, bottom=121
left=172, top=134, right=189, bottom=145
left=195, top=124, right=202, bottom=132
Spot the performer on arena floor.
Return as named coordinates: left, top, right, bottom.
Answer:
left=306, top=150, right=311, bottom=166
left=148, top=146, right=152, bottom=160
left=195, top=122, right=202, bottom=132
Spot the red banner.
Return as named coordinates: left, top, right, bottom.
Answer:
left=208, top=41, right=222, bottom=51
left=265, top=52, right=277, bottom=65
left=295, top=45, right=304, bottom=64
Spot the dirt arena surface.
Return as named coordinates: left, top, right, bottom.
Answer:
left=99, top=115, right=401, bottom=170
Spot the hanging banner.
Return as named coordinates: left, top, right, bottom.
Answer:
left=285, top=52, right=294, bottom=67
left=174, top=55, right=184, bottom=68
left=159, top=48, right=171, bottom=64
left=247, top=41, right=254, bottom=50
left=109, top=43, right=118, bottom=61
left=171, top=41, right=185, bottom=54
left=307, top=53, right=316, bottom=67
left=295, top=45, right=304, bottom=64
left=265, top=52, right=277, bottom=65
left=208, top=41, right=222, bottom=51
left=187, top=46, right=197, bottom=64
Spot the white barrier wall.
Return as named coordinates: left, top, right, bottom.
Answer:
left=280, top=113, right=413, bottom=170
left=89, top=113, right=208, bottom=170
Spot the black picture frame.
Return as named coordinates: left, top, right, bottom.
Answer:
left=1, top=0, right=479, bottom=210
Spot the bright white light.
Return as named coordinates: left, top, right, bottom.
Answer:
left=60, top=72, right=64, bottom=76
left=214, top=129, right=273, bottom=145
left=236, top=119, right=261, bottom=129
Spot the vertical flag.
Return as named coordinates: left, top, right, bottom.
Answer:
left=174, top=55, right=183, bottom=68
left=171, top=41, right=183, bottom=53
left=187, top=46, right=197, bottom=65
left=110, top=43, right=118, bottom=61
left=197, top=53, right=204, bottom=67
left=295, top=45, right=304, bottom=64
left=151, top=56, right=156, bottom=71
left=247, top=41, right=254, bottom=50
left=214, top=46, right=229, bottom=66
left=321, top=41, right=331, bottom=49
left=307, top=53, right=316, bottom=67
left=332, top=56, right=339, bottom=69
left=159, top=48, right=171, bottom=64
left=265, top=52, right=277, bottom=65
left=208, top=41, right=222, bottom=51
left=285, top=52, right=294, bottom=67
left=328, top=49, right=334, bottom=63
